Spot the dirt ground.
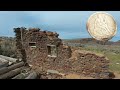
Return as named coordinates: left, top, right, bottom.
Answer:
left=32, top=63, right=120, bottom=79
left=64, top=72, right=120, bottom=79
left=64, top=73, right=94, bottom=79
left=64, top=73, right=120, bottom=79
left=113, top=72, right=120, bottom=79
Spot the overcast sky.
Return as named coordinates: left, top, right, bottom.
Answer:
left=0, top=11, right=119, bottom=41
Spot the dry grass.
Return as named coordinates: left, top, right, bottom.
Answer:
left=78, top=45, right=120, bottom=72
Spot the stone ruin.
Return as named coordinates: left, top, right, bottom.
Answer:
left=14, top=27, right=113, bottom=79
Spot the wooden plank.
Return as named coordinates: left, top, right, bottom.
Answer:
left=25, top=72, right=37, bottom=79
left=0, top=57, right=14, bottom=65
left=0, top=67, right=22, bottom=79
left=0, top=58, right=8, bottom=63
left=0, top=55, right=18, bottom=63
left=0, top=61, right=24, bottom=75
left=12, top=73, right=29, bottom=79
left=8, top=61, right=24, bottom=70
left=0, top=67, right=9, bottom=75
left=12, top=67, right=32, bottom=79
left=0, top=62, right=9, bottom=68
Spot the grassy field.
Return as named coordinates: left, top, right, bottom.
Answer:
left=78, top=44, right=120, bottom=72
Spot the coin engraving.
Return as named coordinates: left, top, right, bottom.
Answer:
left=87, top=12, right=117, bottom=41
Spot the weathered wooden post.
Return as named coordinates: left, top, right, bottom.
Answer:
left=14, top=27, right=27, bottom=65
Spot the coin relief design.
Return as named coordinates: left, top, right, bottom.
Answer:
left=87, top=12, right=117, bottom=41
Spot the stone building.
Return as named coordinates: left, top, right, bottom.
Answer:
left=14, top=27, right=111, bottom=79
left=14, top=27, right=72, bottom=70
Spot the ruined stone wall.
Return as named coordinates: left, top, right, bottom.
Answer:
left=14, top=27, right=110, bottom=79
left=73, top=50, right=109, bottom=79
left=14, top=27, right=72, bottom=70
left=51, top=50, right=110, bottom=79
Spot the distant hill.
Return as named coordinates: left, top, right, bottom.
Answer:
left=113, top=40, right=120, bottom=45
left=63, top=38, right=120, bottom=45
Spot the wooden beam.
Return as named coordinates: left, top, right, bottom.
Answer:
left=25, top=72, right=37, bottom=79
left=0, top=67, right=22, bottom=79
left=0, top=55, right=19, bottom=63
left=0, top=61, right=24, bottom=75
left=0, top=62, right=9, bottom=68
left=12, top=73, right=29, bottom=79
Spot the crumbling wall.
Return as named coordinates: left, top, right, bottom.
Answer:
left=25, top=29, right=72, bottom=70
left=14, top=27, right=110, bottom=79
left=72, top=50, right=110, bottom=79
left=52, top=50, right=110, bottom=79
left=14, top=27, right=72, bottom=70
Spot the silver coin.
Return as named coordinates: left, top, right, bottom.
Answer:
left=87, top=12, right=117, bottom=41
